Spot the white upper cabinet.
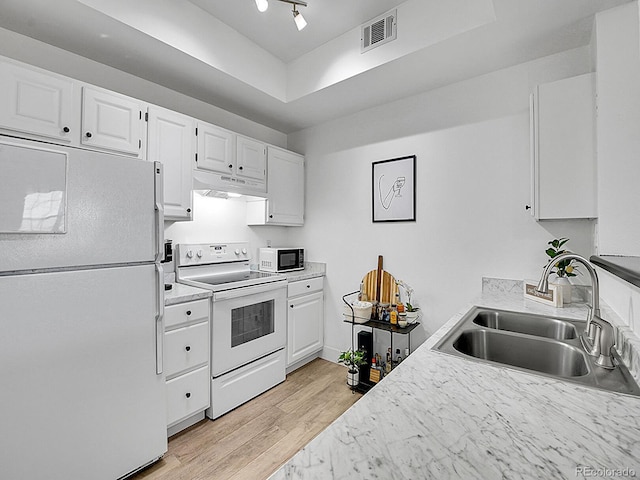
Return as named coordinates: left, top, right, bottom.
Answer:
left=81, top=86, right=145, bottom=157
left=247, top=146, right=304, bottom=226
left=196, top=122, right=235, bottom=175
left=147, top=106, right=195, bottom=220
left=530, top=73, right=597, bottom=220
left=0, top=60, right=78, bottom=143
left=236, top=135, right=266, bottom=181
left=195, top=122, right=267, bottom=196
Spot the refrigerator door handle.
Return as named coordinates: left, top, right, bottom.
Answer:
left=154, top=162, right=164, bottom=262
left=155, top=263, right=165, bottom=375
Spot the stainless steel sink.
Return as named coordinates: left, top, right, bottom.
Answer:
left=433, top=306, right=640, bottom=396
left=472, top=310, right=577, bottom=340
left=453, top=329, right=588, bottom=377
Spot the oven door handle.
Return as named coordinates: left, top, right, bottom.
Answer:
left=213, top=280, right=287, bottom=301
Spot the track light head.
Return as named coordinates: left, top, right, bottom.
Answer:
left=255, top=0, right=268, bottom=12
left=292, top=6, right=307, bottom=30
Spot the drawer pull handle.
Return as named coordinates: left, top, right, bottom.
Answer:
left=63, top=126, right=70, bottom=133
left=186, top=310, right=192, bottom=316
left=290, top=304, right=294, bottom=308
left=85, top=132, right=92, bottom=138
left=185, top=345, right=191, bottom=352
left=306, top=285, right=311, bottom=288
left=185, top=392, right=191, bottom=398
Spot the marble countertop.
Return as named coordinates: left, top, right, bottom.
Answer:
left=275, top=262, right=326, bottom=282
left=164, top=282, right=211, bottom=306
left=164, top=262, right=325, bottom=305
left=269, top=286, right=640, bottom=480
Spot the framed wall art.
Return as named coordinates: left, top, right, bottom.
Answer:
left=372, top=155, right=416, bottom=222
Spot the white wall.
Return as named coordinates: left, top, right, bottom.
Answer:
left=598, top=270, right=640, bottom=333
left=595, top=2, right=640, bottom=256
left=287, top=47, right=596, bottom=360
left=164, top=195, right=293, bottom=265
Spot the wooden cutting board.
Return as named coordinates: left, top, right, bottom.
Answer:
left=362, top=269, right=398, bottom=304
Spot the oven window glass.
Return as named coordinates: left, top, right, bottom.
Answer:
left=231, top=299, right=275, bottom=347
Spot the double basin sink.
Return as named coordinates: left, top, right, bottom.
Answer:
left=433, top=307, right=640, bottom=396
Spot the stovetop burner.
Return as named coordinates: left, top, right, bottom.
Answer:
left=174, top=242, right=287, bottom=292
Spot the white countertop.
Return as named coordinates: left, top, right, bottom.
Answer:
left=164, top=262, right=326, bottom=305
left=164, top=282, right=211, bottom=306
left=269, top=283, right=640, bottom=479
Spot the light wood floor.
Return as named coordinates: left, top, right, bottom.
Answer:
left=132, top=358, right=362, bottom=480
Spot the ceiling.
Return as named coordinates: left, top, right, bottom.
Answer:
left=0, top=0, right=630, bottom=134
left=189, top=0, right=409, bottom=63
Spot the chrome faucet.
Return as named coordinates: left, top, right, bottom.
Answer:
left=537, top=253, right=616, bottom=369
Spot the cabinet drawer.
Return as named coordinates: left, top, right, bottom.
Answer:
left=165, top=299, right=209, bottom=329
left=288, top=277, right=323, bottom=298
left=166, top=365, right=210, bottom=427
left=165, top=321, right=209, bottom=378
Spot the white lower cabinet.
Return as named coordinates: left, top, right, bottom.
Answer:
left=287, top=277, right=324, bottom=368
left=164, top=298, right=210, bottom=436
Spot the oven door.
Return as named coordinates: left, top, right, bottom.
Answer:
left=211, top=280, right=287, bottom=377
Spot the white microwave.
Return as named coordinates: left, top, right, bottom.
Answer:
left=259, top=247, right=305, bottom=272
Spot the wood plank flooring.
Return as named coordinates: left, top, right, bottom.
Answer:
left=131, top=359, right=361, bottom=480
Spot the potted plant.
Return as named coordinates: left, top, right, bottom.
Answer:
left=397, top=280, right=420, bottom=323
left=545, top=237, right=578, bottom=304
left=405, top=302, right=420, bottom=324
left=338, top=349, right=367, bottom=387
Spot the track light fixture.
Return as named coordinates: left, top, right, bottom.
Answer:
left=292, top=4, right=307, bottom=31
left=255, top=0, right=308, bottom=31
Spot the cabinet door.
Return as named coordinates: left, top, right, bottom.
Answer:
left=196, top=122, right=235, bottom=174
left=531, top=73, right=596, bottom=220
left=81, top=86, right=144, bottom=157
left=236, top=135, right=266, bottom=181
left=287, top=291, right=324, bottom=366
left=164, top=321, right=209, bottom=378
left=0, top=61, right=76, bottom=143
left=148, top=106, right=195, bottom=220
left=166, top=365, right=210, bottom=427
left=267, top=147, right=304, bottom=225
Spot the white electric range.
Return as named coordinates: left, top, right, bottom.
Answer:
left=175, top=242, right=287, bottom=419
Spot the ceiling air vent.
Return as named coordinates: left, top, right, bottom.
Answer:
left=361, top=9, right=397, bottom=54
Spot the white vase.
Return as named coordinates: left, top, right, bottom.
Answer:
left=346, top=368, right=359, bottom=387
left=553, top=277, right=572, bottom=305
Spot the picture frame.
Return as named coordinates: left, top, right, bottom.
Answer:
left=372, top=155, right=416, bottom=222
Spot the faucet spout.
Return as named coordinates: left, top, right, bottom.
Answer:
left=536, top=253, right=615, bottom=369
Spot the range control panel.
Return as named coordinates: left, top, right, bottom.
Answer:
left=175, top=242, right=250, bottom=266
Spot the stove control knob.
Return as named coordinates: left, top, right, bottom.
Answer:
left=196, top=250, right=203, bottom=258
left=234, top=249, right=240, bottom=255
left=186, top=250, right=194, bottom=258
left=242, top=248, right=247, bottom=255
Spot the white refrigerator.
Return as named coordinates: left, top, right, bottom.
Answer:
left=0, top=137, right=167, bottom=480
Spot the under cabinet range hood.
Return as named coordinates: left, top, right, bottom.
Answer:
left=192, top=168, right=267, bottom=198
